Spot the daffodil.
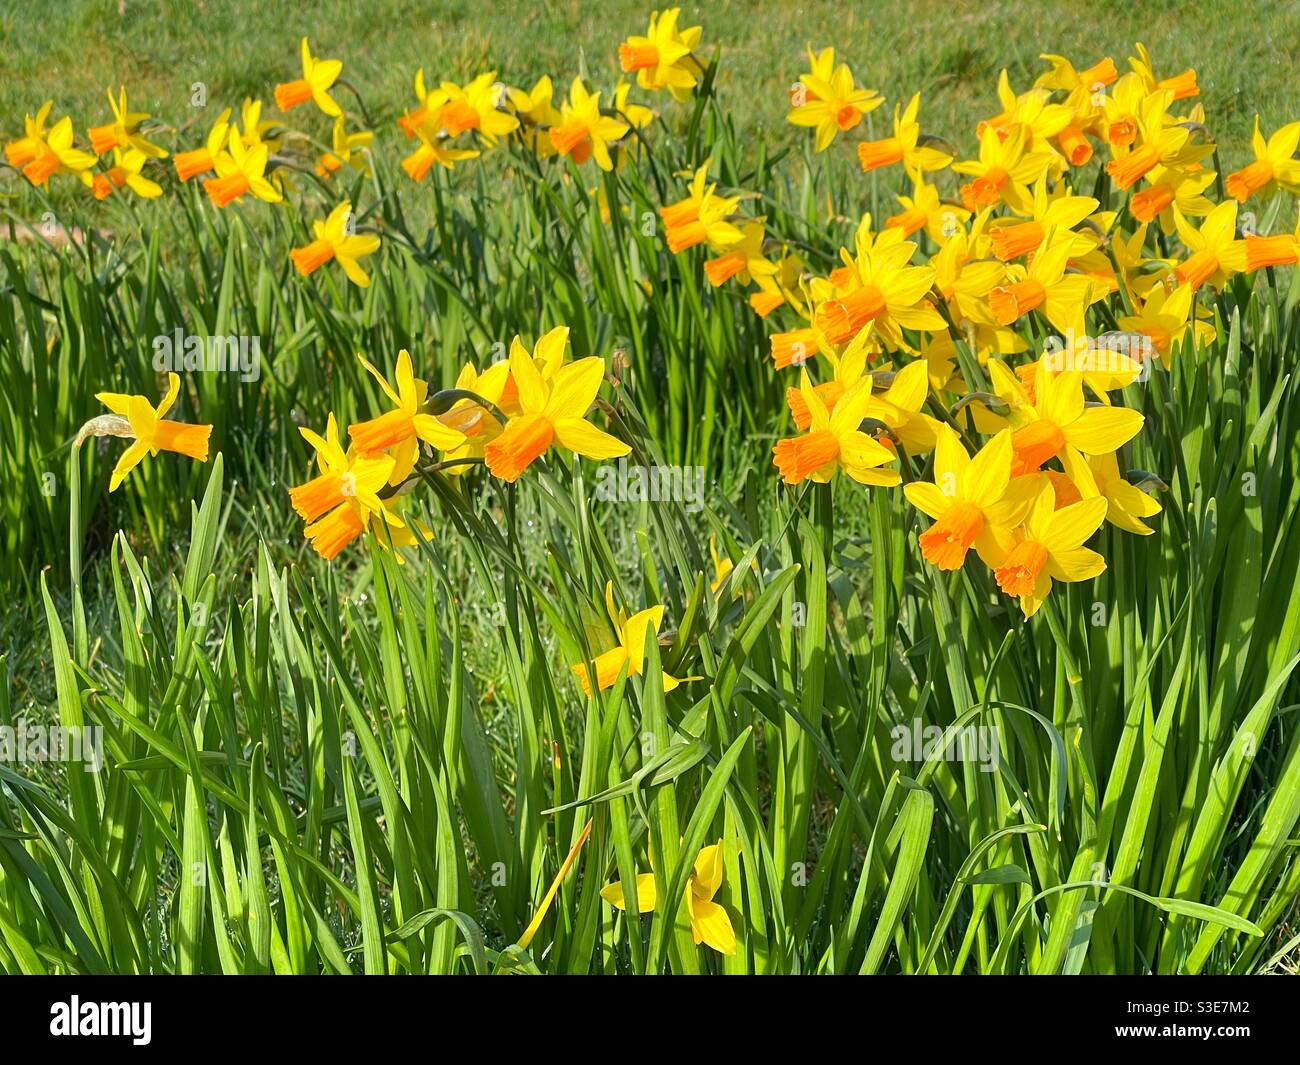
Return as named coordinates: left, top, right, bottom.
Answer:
left=290, top=201, right=380, bottom=286
left=702, top=219, right=777, bottom=287
left=483, top=343, right=629, bottom=482
left=3, top=101, right=53, bottom=169
left=662, top=165, right=743, bottom=252
left=986, top=178, right=1101, bottom=261
left=434, top=360, right=513, bottom=469
left=886, top=173, right=969, bottom=242
left=316, top=117, right=373, bottom=178
left=174, top=108, right=232, bottom=182
left=1115, top=281, right=1215, bottom=368
left=812, top=227, right=944, bottom=350
left=401, top=128, right=479, bottom=181
left=572, top=581, right=691, bottom=694
left=288, top=413, right=396, bottom=524
left=1060, top=448, right=1162, bottom=535
left=348, top=350, right=466, bottom=482
left=979, top=70, right=1074, bottom=165
left=1170, top=201, right=1247, bottom=292
left=18, top=115, right=96, bottom=187
left=507, top=75, right=562, bottom=156
left=548, top=79, right=629, bottom=171
left=617, top=7, right=706, bottom=101
left=772, top=371, right=900, bottom=486
left=274, top=37, right=343, bottom=117
left=904, top=426, right=1037, bottom=570
left=954, top=125, right=1054, bottom=213
left=788, top=46, right=883, bottom=152
left=600, top=840, right=736, bottom=955
left=1244, top=209, right=1300, bottom=272
left=986, top=231, right=1100, bottom=333
left=203, top=134, right=282, bottom=207
left=397, top=69, right=446, bottom=139
left=1225, top=117, right=1300, bottom=202
left=94, top=373, right=212, bottom=491
left=88, top=148, right=162, bottom=200
left=988, top=362, right=1143, bottom=477
left=435, top=73, right=519, bottom=144
left=87, top=87, right=167, bottom=159
left=1104, top=89, right=1210, bottom=190
left=1128, top=42, right=1199, bottom=101
left=857, top=93, right=952, bottom=173
left=994, top=482, right=1108, bottom=619
left=1128, top=164, right=1216, bottom=230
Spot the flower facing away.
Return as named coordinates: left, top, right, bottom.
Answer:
left=93, top=373, right=212, bottom=491
left=857, top=94, right=953, bottom=174
left=617, top=7, right=706, bottom=101
left=483, top=341, right=629, bottom=483
left=316, top=117, right=373, bottom=178
left=348, top=350, right=466, bottom=483
left=571, top=582, right=695, bottom=695
left=993, top=481, right=1108, bottom=618
left=290, top=201, right=380, bottom=286
left=600, top=840, right=736, bottom=955
left=274, top=37, right=343, bottom=117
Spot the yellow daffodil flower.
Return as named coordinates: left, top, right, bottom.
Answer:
left=3, top=101, right=53, bottom=169
left=954, top=124, right=1054, bottom=213
left=288, top=413, right=396, bottom=524
left=987, top=231, right=1100, bottom=333
left=349, top=350, right=466, bottom=483
left=174, top=108, right=232, bottom=182
left=18, top=115, right=96, bottom=186
left=88, top=147, right=162, bottom=200
left=94, top=373, right=212, bottom=491
left=989, top=362, right=1143, bottom=477
left=1225, top=117, right=1300, bottom=202
left=617, top=7, right=706, bottom=101
left=1129, top=164, right=1216, bottom=231
left=1128, top=42, right=1199, bottom=101
left=1170, top=201, right=1247, bottom=292
left=857, top=93, right=952, bottom=174
left=507, top=75, right=562, bottom=157
left=549, top=79, right=629, bottom=171
left=994, top=482, right=1108, bottom=618
left=1105, top=89, right=1210, bottom=190
left=572, top=582, right=691, bottom=694
left=772, top=371, right=900, bottom=486
left=887, top=172, right=970, bottom=242
left=703, top=219, right=777, bottom=287
left=788, top=46, right=883, bottom=152
left=434, top=73, right=520, bottom=143
left=1244, top=209, right=1300, bottom=272
left=401, top=127, right=479, bottom=181
left=987, top=180, right=1099, bottom=260
left=600, top=840, right=736, bottom=955
left=290, top=201, right=380, bottom=286
left=1116, top=281, right=1215, bottom=368
left=1061, top=448, right=1162, bottom=535
left=274, top=37, right=343, bottom=117
left=88, top=87, right=167, bottom=159
left=905, top=426, right=1038, bottom=570
left=484, top=342, right=629, bottom=482
left=316, top=116, right=373, bottom=178
left=203, top=134, right=282, bottom=207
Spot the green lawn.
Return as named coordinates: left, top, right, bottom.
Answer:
left=5, top=0, right=1299, bottom=166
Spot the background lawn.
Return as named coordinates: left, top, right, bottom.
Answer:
left=4, top=0, right=1300, bottom=167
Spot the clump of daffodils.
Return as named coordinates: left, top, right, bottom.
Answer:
left=759, top=41, right=1300, bottom=618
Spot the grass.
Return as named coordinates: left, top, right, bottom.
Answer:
left=2, top=2, right=1300, bottom=975
left=4, top=0, right=1300, bottom=163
